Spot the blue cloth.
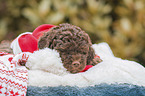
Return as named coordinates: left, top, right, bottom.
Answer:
left=27, top=84, right=145, bottom=96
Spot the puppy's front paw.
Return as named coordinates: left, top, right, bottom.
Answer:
left=91, top=55, right=103, bottom=66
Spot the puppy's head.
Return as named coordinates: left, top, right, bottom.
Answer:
left=38, top=23, right=92, bottom=73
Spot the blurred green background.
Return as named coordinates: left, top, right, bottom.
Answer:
left=0, top=0, right=145, bottom=66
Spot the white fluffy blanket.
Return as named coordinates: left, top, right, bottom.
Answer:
left=26, top=43, right=145, bottom=87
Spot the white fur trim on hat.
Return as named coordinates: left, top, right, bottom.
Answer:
left=11, top=32, right=32, bottom=55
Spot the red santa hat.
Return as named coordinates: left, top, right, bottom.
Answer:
left=11, top=32, right=38, bottom=55
left=32, top=24, right=55, bottom=39
left=11, top=24, right=55, bottom=54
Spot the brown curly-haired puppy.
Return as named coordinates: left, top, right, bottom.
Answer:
left=38, top=23, right=102, bottom=73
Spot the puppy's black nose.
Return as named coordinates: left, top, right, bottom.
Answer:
left=72, top=61, right=80, bottom=67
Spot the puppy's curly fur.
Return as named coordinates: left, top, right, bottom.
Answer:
left=38, top=23, right=102, bottom=73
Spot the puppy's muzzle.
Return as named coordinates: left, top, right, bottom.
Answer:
left=72, top=61, right=80, bottom=68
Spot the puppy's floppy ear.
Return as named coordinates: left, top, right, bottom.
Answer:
left=87, top=47, right=96, bottom=65
left=87, top=46, right=103, bottom=66
left=38, top=38, right=47, bottom=49
left=38, top=33, right=47, bottom=49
